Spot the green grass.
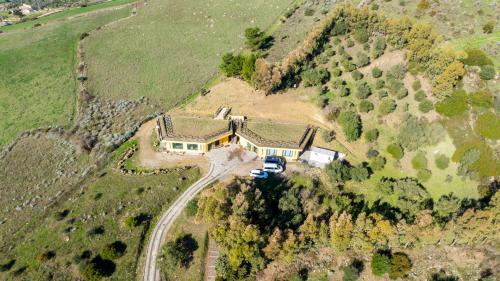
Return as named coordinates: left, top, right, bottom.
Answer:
left=475, top=111, right=500, bottom=140
left=85, top=0, right=294, bottom=109
left=0, top=7, right=131, bottom=147
left=0, top=0, right=136, bottom=32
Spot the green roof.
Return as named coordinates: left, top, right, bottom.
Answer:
left=159, top=115, right=231, bottom=142
left=237, top=120, right=315, bottom=149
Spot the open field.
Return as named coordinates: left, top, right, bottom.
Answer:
left=0, top=7, right=131, bottom=147
left=85, top=0, right=295, bottom=109
left=0, top=144, right=200, bottom=280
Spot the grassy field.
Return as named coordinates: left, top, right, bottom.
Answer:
left=0, top=145, right=200, bottom=280
left=85, top=0, right=295, bottom=109
left=0, top=7, right=131, bottom=147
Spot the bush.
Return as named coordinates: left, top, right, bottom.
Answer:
left=375, top=79, right=385, bottom=89
left=0, top=260, right=16, bottom=272
left=388, top=253, right=412, bottom=279
left=386, top=64, right=407, bottom=80
left=373, top=36, right=386, bottom=58
left=370, top=156, right=386, bottom=171
left=378, top=90, right=388, bottom=99
left=411, top=151, right=428, bottom=170
left=80, top=255, right=116, bottom=281
left=398, top=115, right=427, bottom=151
left=364, top=128, right=379, bottom=143
left=54, top=209, right=70, bottom=221
left=331, top=79, right=346, bottom=89
left=479, top=65, right=495, bottom=80
left=185, top=198, right=199, bottom=217
left=220, top=53, right=243, bottom=77
left=417, top=0, right=430, bottom=10
left=435, top=90, right=468, bottom=117
left=302, top=68, right=330, bottom=87
left=332, top=68, right=342, bottom=77
left=367, top=149, right=379, bottom=158
left=379, top=98, right=396, bottom=115
left=241, top=54, right=256, bottom=82
left=357, top=52, right=370, bottom=67
left=165, top=234, right=199, bottom=268
left=359, top=100, right=374, bottom=113
left=244, top=27, right=272, bottom=50
left=304, top=8, right=315, bottom=16
left=469, top=90, right=493, bottom=108
left=414, top=90, right=426, bottom=102
left=395, top=87, right=408, bottom=100
left=475, top=111, right=500, bottom=140
left=435, top=154, right=449, bottom=170
left=87, top=226, right=105, bottom=237
left=372, top=67, right=383, bottom=78
left=326, top=160, right=352, bottom=182
left=346, top=38, right=355, bottom=47
left=412, top=80, right=421, bottom=91
left=351, top=70, right=363, bottom=81
left=419, top=99, right=433, bottom=113
left=101, top=241, right=127, bottom=260
left=338, top=111, right=362, bottom=142
left=341, top=58, right=356, bottom=72
left=371, top=252, right=391, bottom=276
left=37, top=251, right=56, bottom=262
left=417, top=169, right=432, bottom=182
left=461, top=49, right=493, bottom=66
left=354, top=28, right=369, bottom=44
left=482, top=21, right=495, bottom=34
left=356, top=81, right=371, bottom=99
left=343, top=265, right=360, bottom=281
left=387, top=143, right=404, bottom=160
left=386, top=78, right=405, bottom=96
left=350, top=164, right=370, bottom=182
left=322, top=130, right=336, bottom=143
left=339, top=86, right=350, bottom=97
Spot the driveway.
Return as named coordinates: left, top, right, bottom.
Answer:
left=142, top=144, right=259, bottom=281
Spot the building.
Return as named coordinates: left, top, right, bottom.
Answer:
left=156, top=115, right=233, bottom=154
left=300, top=146, right=346, bottom=168
left=18, top=4, right=35, bottom=15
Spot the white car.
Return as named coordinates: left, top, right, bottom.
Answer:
left=263, top=163, right=284, bottom=174
left=249, top=169, right=269, bottom=179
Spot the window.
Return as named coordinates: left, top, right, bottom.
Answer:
left=172, top=143, right=183, bottom=149
left=187, top=144, right=198, bottom=151
left=266, top=149, right=277, bottom=156
left=282, top=150, right=293, bottom=157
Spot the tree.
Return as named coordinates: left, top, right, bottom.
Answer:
left=378, top=98, right=396, bottom=115
left=356, top=81, right=371, bottom=99
left=387, top=143, right=404, bottom=160
left=482, top=21, right=495, bottom=34
left=350, top=164, right=370, bottom=182
left=435, top=154, right=449, bottom=169
left=351, top=70, right=363, bottom=81
left=434, top=193, right=461, bottom=221
left=370, top=156, right=386, bottom=171
left=373, top=37, right=386, bottom=58
left=80, top=255, right=116, bottom=281
left=329, top=212, right=354, bottom=251
left=419, top=99, right=433, bottom=113
left=322, top=130, right=335, bottom=142
left=101, top=241, right=127, bottom=260
left=371, top=251, right=391, bottom=276
left=378, top=178, right=430, bottom=221
left=479, top=65, right=495, bottom=80
left=388, top=253, right=412, bottom=279
left=372, top=67, right=382, bottom=78
left=338, top=111, right=362, bottom=142
left=386, top=64, right=407, bottom=80
left=354, top=28, right=369, bottom=44
left=398, top=115, right=427, bottom=151
left=244, top=27, right=272, bottom=50
left=357, top=52, right=370, bottom=67
left=220, top=53, right=244, bottom=77
left=326, top=160, right=352, bottom=183
left=301, top=68, right=330, bottom=87
left=165, top=234, right=198, bottom=268
left=359, top=100, right=374, bottom=113
left=364, top=128, right=379, bottom=143
left=242, top=54, right=256, bottom=82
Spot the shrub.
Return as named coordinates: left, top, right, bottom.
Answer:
left=350, top=164, right=370, bottom=182
left=372, top=67, right=383, bottom=78
left=387, top=143, right=404, bottom=160
left=371, top=252, right=391, bottom=276
left=165, top=234, right=199, bottom=268
left=414, top=90, right=426, bottom=102
left=54, top=209, right=70, bottom=221
left=351, top=70, right=363, bottom=80
left=370, top=156, right=386, bottom=171
left=379, top=98, right=396, bottom=115
left=367, top=149, right=379, bottom=158
left=419, top=99, right=433, bottom=113
left=434, top=193, right=461, bottom=221
left=241, top=54, right=256, bottom=82
left=338, top=111, right=362, bottom=142
left=378, top=90, right=388, bottom=99
left=354, top=28, right=369, bottom=44
left=37, top=251, right=56, bottom=262
left=326, top=160, right=352, bottom=182
left=322, top=130, right=336, bottom=143
left=375, top=79, right=385, bottom=89
left=373, top=36, right=386, bottom=58
left=302, top=68, right=330, bottom=87
left=364, top=129, right=379, bottom=143
left=359, top=100, right=374, bottom=113
left=411, top=151, right=428, bottom=170
left=388, top=253, right=412, bottom=279
left=417, top=0, right=430, bottom=10
left=462, top=49, right=493, bottom=66
left=87, top=226, right=105, bottom=237
left=341, top=58, right=356, bottom=72
left=80, top=255, right=116, bottom=281
left=435, top=90, right=468, bottom=117
left=244, top=27, right=272, bottom=50
left=479, top=65, right=495, bottom=80
left=412, top=80, right=421, bottom=91
left=332, top=79, right=346, bottom=89
left=386, top=78, right=405, bottom=96
left=346, top=38, right=355, bottom=48
left=417, top=169, right=432, bottom=182
left=101, top=241, right=127, bottom=260
left=398, top=115, right=427, bottom=151
left=482, top=21, right=495, bottom=34
left=435, top=154, right=449, bottom=170
left=357, top=52, right=370, bottom=67
left=185, top=198, right=199, bottom=217
left=395, top=87, right=408, bottom=100
left=332, top=68, right=342, bottom=77
left=0, top=260, right=16, bottom=272
left=343, top=265, right=360, bottom=281
left=475, top=111, right=500, bottom=140
left=339, top=86, right=350, bottom=97
left=304, top=8, right=315, bottom=16
left=356, top=81, right=371, bottom=99
left=386, top=64, right=407, bottom=80
left=469, top=90, right=493, bottom=108
left=220, top=53, right=244, bottom=77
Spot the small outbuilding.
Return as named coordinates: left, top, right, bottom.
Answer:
left=300, top=146, right=346, bottom=168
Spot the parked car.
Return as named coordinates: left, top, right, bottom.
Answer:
left=263, top=163, right=284, bottom=174
left=249, top=169, right=269, bottom=179
left=264, top=156, right=285, bottom=167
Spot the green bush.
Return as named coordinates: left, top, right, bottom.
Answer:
left=435, top=154, right=449, bottom=170
left=341, top=57, right=356, bottom=72
left=395, top=87, right=408, bottom=100
left=479, top=65, right=495, bottom=80
left=475, top=111, right=500, bottom=140
left=352, top=70, right=363, bottom=80
left=185, top=198, right=199, bottom=217
left=220, top=53, right=244, bottom=77
left=469, top=90, right=493, bottom=108
left=435, top=90, right=468, bottom=117
left=372, top=67, right=383, bottom=78
left=461, top=49, right=493, bottom=66
left=339, top=86, right=350, bottom=97
left=244, top=27, right=272, bottom=50
left=354, top=28, right=369, bottom=43
left=332, top=79, right=346, bottom=89
left=387, top=143, right=404, bottom=160
left=364, top=128, right=379, bottom=143
left=301, top=68, right=330, bottom=87
left=412, top=80, right=421, bottom=91
left=322, top=130, right=336, bottom=142
left=356, top=81, right=371, bottom=99
left=101, top=241, right=127, bottom=260
left=375, top=79, right=385, bottom=89
left=80, top=255, right=116, bottom=281
left=346, top=38, right=355, bottom=47
left=414, top=90, right=426, bottom=102
left=386, top=63, right=407, bottom=80
left=378, top=89, right=388, bottom=99
left=367, top=149, right=379, bottom=158
left=304, top=8, right=315, bottom=16
left=417, top=169, right=432, bottom=182
left=482, top=21, right=495, bottom=34
left=357, top=51, right=370, bottom=67
left=370, top=156, right=386, bottom=171
left=338, top=111, right=362, bottom=142
left=343, top=265, right=360, bottom=281
left=373, top=36, right=386, bottom=58
left=379, top=98, right=397, bottom=115
left=418, top=99, right=433, bottom=113
left=332, top=68, right=342, bottom=77
left=241, top=54, right=256, bottom=82
left=350, top=164, right=370, bottom=182
left=411, top=151, right=428, bottom=170
left=371, top=252, right=391, bottom=276
left=165, top=234, right=199, bottom=268
left=388, top=253, right=412, bottom=279
left=359, top=100, right=374, bottom=112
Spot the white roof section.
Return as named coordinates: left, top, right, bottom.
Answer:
left=310, top=146, right=338, bottom=157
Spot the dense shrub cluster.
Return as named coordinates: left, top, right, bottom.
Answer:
left=338, top=111, right=362, bottom=142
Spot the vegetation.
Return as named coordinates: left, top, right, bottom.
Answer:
left=435, top=91, right=469, bottom=117
left=387, top=143, right=404, bottom=160
left=244, top=27, right=273, bottom=51
left=475, top=111, right=500, bottom=140
left=338, top=111, right=362, bottom=142
left=301, top=68, right=330, bottom=87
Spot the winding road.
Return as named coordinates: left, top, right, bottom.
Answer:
left=142, top=145, right=258, bottom=281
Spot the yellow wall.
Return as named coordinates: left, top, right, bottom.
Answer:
left=236, top=134, right=302, bottom=161
left=161, top=133, right=231, bottom=154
